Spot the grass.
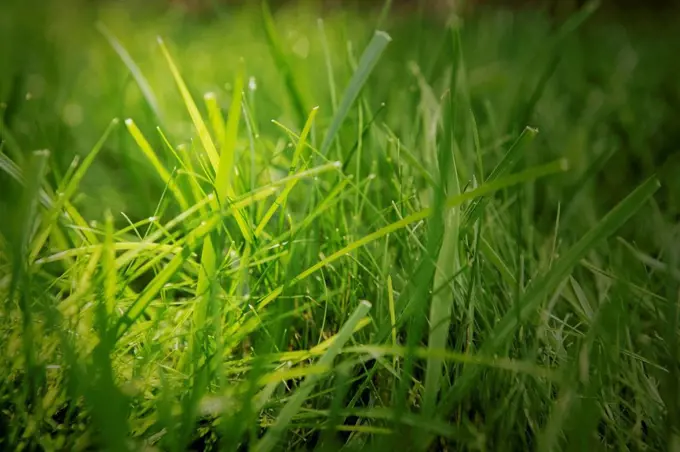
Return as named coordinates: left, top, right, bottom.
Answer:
left=1, top=0, right=679, bottom=450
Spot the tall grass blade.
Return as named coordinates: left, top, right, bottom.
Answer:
left=255, top=107, right=318, bottom=237
left=29, top=118, right=119, bottom=263
left=125, top=118, right=189, bottom=210
left=157, top=37, right=221, bottom=173
left=97, top=23, right=164, bottom=124
left=261, top=1, right=308, bottom=125
left=254, top=300, right=372, bottom=452
left=320, top=31, right=391, bottom=157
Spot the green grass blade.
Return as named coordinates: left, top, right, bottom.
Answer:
left=97, top=23, right=164, bottom=124
left=464, top=126, right=538, bottom=225
left=102, top=210, right=117, bottom=317
left=261, top=1, right=308, bottom=125
left=254, top=300, right=372, bottom=452
left=204, top=92, right=226, bottom=151
left=319, top=31, right=391, bottom=157
left=125, top=118, right=189, bottom=211
left=157, top=37, right=220, bottom=173
left=29, top=118, right=119, bottom=263
left=8, top=150, right=50, bottom=411
left=213, top=66, right=252, bottom=242
left=255, top=107, right=318, bottom=237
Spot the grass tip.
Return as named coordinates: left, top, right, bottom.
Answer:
left=111, top=117, right=120, bottom=125
left=34, top=149, right=51, bottom=157
left=333, top=161, right=342, bottom=168
left=124, top=118, right=134, bottom=126
left=375, top=30, right=392, bottom=42
left=156, top=36, right=164, bottom=45
left=559, top=158, right=570, bottom=171
left=360, top=300, right=373, bottom=309
left=204, top=92, right=217, bottom=100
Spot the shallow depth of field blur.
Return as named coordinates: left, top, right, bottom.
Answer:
left=1, top=0, right=679, bottom=450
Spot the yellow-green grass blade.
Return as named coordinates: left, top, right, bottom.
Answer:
left=204, top=92, right=226, bottom=152
left=125, top=118, right=189, bottom=211
left=193, top=70, right=252, bottom=356
left=35, top=242, right=187, bottom=266
left=29, top=118, right=119, bottom=264
left=255, top=106, right=318, bottom=237
left=157, top=36, right=220, bottom=173
left=387, top=275, right=398, bottom=350
left=157, top=126, right=208, bottom=212
left=115, top=218, right=213, bottom=339
left=344, top=345, right=558, bottom=380
left=261, top=175, right=353, bottom=250
left=102, top=210, right=117, bottom=317
left=213, top=67, right=252, bottom=242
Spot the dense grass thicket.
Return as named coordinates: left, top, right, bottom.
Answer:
left=1, top=0, right=678, bottom=450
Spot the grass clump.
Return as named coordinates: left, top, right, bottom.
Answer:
left=0, top=0, right=678, bottom=450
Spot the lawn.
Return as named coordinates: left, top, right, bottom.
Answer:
left=0, top=0, right=678, bottom=450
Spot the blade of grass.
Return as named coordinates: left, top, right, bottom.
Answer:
left=125, top=118, right=189, bottom=211
left=253, top=300, right=372, bottom=452
left=464, top=126, right=538, bottom=225
left=29, top=118, right=119, bottom=264
left=102, top=209, right=117, bottom=317
left=157, top=36, right=220, bottom=173
left=261, top=1, right=308, bottom=125
left=97, top=23, right=164, bottom=124
left=319, top=31, right=391, bottom=157
left=9, top=150, right=50, bottom=411
left=255, top=107, right=318, bottom=237
left=423, top=91, right=460, bottom=419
